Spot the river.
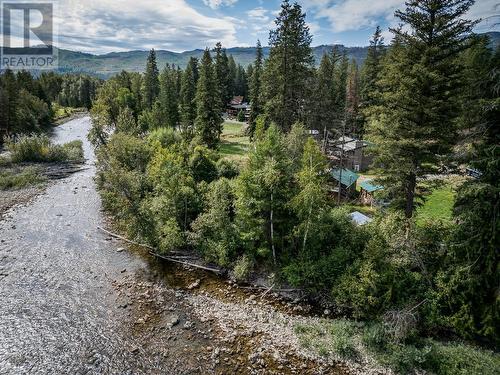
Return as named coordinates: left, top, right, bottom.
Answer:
left=0, top=116, right=350, bottom=375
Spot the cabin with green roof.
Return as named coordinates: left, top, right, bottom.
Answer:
left=359, top=179, right=384, bottom=206
left=330, top=168, right=359, bottom=199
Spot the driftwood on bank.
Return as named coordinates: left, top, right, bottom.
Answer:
left=96, top=226, right=304, bottom=294
left=239, top=285, right=300, bottom=293
left=97, top=226, right=222, bottom=274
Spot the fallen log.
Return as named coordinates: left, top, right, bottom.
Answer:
left=97, top=226, right=222, bottom=274
left=239, top=285, right=300, bottom=293
left=148, top=251, right=222, bottom=274
left=97, top=226, right=155, bottom=250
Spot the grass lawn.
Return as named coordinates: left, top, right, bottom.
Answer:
left=220, top=121, right=250, bottom=163
left=417, top=184, right=455, bottom=224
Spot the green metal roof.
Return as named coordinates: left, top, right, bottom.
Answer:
left=331, top=169, right=359, bottom=188
left=359, top=179, right=383, bottom=193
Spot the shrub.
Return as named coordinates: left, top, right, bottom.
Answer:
left=295, top=320, right=358, bottom=360
left=6, top=134, right=83, bottom=163
left=237, top=109, right=245, bottom=122
left=328, top=320, right=358, bottom=359
left=0, top=166, right=45, bottom=190
left=362, top=322, right=387, bottom=351
left=147, top=127, right=181, bottom=148
left=233, top=254, right=253, bottom=282
left=427, top=341, right=500, bottom=375
left=216, top=158, right=239, bottom=179
left=61, top=140, right=84, bottom=161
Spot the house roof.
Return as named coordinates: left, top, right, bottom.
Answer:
left=331, top=168, right=359, bottom=188
left=334, top=136, right=369, bottom=152
left=349, top=211, right=373, bottom=226
left=229, top=96, right=244, bottom=105
left=230, top=103, right=250, bottom=109
left=359, top=179, right=383, bottom=193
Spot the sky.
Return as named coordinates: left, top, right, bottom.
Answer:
left=4, top=0, right=500, bottom=54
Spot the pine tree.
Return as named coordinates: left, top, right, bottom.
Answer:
left=159, top=64, right=179, bottom=128
left=143, top=49, right=160, bottom=109
left=360, top=26, right=385, bottom=120
left=195, top=48, right=223, bottom=148
left=345, top=59, right=360, bottom=136
left=235, top=124, right=293, bottom=264
left=262, top=0, right=314, bottom=132
left=435, top=44, right=500, bottom=343
left=179, top=57, right=199, bottom=137
left=214, top=42, right=231, bottom=107
left=228, top=55, right=237, bottom=97
left=234, top=64, right=248, bottom=97
left=367, top=0, right=476, bottom=218
left=249, top=40, right=264, bottom=135
left=291, top=137, right=329, bottom=253
left=332, top=51, right=348, bottom=135
left=309, top=53, right=335, bottom=135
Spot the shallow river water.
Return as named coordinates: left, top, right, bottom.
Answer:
left=0, top=117, right=207, bottom=374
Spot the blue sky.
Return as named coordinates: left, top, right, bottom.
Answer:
left=17, top=0, right=500, bottom=54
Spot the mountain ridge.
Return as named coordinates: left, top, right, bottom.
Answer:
left=4, top=32, right=499, bottom=78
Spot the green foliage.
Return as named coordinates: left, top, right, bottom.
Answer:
left=0, top=166, right=45, bottom=190
left=96, top=133, right=153, bottom=240
left=367, top=1, right=476, bottom=218
left=116, top=107, right=141, bottom=136
left=235, top=123, right=294, bottom=263
left=189, top=145, right=218, bottom=183
left=147, top=127, right=182, bottom=149
left=248, top=40, right=264, bottom=134
left=216, top=158, right=239, bottom=179
left=158, top=63, right=180, bottom=128
left=179, top=57, right=198, bottom=138
left=427, top=341, right=500, bottom=375
left=189, top=178, right=238, bottom=265
left=295, top=320, right=358, bottom=359
left=195, top=49, right=224, bottom=148
left=263, top=0, right=313, bottom=131
left=143, top=49, right=160, bottom=109
left=232, top=254, right=253, bottom=282
left=6, top=134, right=83, bottom=163
left=214, top=42, right=231, bottom=108
left=57, top=74, right=99, bottom=109
left=237, top=109, right=245, bottom=122
left=283, top=208, right=366, bottom=292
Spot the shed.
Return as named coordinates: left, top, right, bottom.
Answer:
left=359, top=179, right=383, bottom=206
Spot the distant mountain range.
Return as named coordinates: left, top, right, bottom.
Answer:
left=54, top=44, right=370, bottom=78
left=3, top=32, right=499, bottom=78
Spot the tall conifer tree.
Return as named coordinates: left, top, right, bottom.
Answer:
left=368, top=0, right=476, bottom=218
left=214, top=42, right=231, bottom=107
left=195, top=49, right=223, bottom=148
left=249, top=40, right=264, bottom=135
left=180, top=57, right=199, bottom=137
left=159, top=64, right=179, bottom=128
left=263, top=0, right=314, bottom=132
left=143, top=49, right=160, bottom=109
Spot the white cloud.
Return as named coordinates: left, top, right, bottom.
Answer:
left=305, top=0, right=403, bottom=33
left=247, top=7, right=269, bottom=23
left=202, top=0, right=238, bottom=10
left=52, top=0, right=239, bottom=53
left=246, top=7, right=275, bottom=36
left=302, top=0, right=499, bottom=34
